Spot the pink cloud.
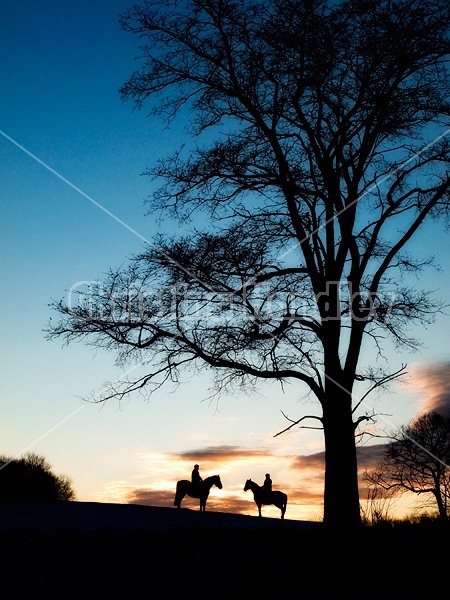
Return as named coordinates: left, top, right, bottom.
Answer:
left=408, top=361, right=450, bottom=417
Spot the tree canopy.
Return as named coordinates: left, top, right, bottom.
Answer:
left=0, top=452, right=76, bottom=502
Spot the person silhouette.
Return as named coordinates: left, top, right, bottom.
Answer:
left=263, top=473, right=272, bottom=499
left=191, top=464, right=203, bottom=492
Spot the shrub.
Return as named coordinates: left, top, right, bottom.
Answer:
left=0, top=452, right=76, bottom=501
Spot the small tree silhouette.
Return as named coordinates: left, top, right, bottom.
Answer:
left=0, top=452, right=76, bottom=501
left=366, top=411, right=450, bottom=521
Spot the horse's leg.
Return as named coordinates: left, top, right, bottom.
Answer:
left=175, top=491, right=185, bottom=509
left=257, top=503, right=262, bottom=517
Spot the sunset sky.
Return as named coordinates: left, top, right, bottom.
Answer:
left=2, top=0, right=450, bottom=522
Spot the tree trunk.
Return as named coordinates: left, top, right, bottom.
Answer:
left=322, top=383, right=361, bottom=529
left=434, top=489, right=448, bottom=522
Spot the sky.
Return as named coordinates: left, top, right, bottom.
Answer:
left=1, top=0, right=450, bottom=522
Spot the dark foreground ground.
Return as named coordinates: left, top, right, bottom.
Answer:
left=0, top=501, right=448, bottom=599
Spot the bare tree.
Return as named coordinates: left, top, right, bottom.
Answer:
left=367, top=411, right=450, bottom=521
left=47, top=0, right=450, bottom=528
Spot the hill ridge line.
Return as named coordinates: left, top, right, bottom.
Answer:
left=0, top=499, right=321, bottom=533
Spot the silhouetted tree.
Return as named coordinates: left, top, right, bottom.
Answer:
left=0, top=452, right=76, bottom=501
left=47, top=0, right=450, bottom=528
left=367, top=411, right=450, bottom=521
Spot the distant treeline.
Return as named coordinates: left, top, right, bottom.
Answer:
left=0, top=452, right=75, bottom=501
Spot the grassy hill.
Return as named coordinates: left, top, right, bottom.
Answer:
left=0, top=500, right=448, bottom=598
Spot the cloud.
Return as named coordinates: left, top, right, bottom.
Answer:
left=408, top=361, right=450, bottom=417
left=128, top=489, right=173, bottom=506
left=292, top=444, right=384, bottom=471
left=293, top=452, right=324, bottom=470
left=172, top=445, right=268, bottom=463
left=356, top=444, right=385, bottom=470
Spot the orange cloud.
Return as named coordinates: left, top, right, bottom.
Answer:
left=128, top=489, right=173, bottom=506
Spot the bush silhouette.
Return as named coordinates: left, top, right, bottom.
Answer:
left=0, top=452, right=76, bottom=501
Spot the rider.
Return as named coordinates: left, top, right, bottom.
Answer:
left=191, top=464, right=203, bottom=492
left=263, top=473, right=272, bottom=499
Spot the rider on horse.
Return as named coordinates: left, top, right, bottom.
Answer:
left=262, top=473, right=272, bottom=501
left=191, top=464, right=203, bottom=493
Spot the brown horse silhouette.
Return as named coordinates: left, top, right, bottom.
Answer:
left=244, top=478, right=287, bottom=519
left=174, top=474, right=223, bottom=511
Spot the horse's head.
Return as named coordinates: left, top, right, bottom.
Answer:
left=214, top=475, right=223, bottom=489
left=244, top=478, right=252, bottom=491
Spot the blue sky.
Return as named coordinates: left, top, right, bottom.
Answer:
left=1, top=0, right=450, bottom=520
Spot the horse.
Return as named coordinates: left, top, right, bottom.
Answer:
left=244, top=478, right=288, bottom=519
left=174, top=474, right=223, bottom=511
